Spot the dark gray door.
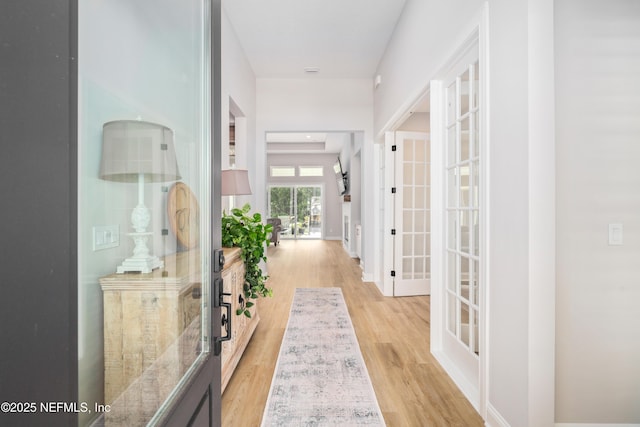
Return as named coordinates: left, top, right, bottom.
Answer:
left=0, top=1, right=223, bottom=426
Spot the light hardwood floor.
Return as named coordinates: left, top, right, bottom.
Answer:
left=221, top=240, right=483, bottom=427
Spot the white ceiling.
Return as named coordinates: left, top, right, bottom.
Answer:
left=223, top=0, right=407, bottom=153
left=223, top=0, right=407, bottom=79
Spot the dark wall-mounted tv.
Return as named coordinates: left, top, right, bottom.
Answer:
left=333, top=157, right=348, bottom=195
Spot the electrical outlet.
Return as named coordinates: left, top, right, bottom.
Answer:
left=93, top=225, right=120, bottom=251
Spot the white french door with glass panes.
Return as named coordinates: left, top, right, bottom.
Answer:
left=390, top=131, right=431, bottom=296
left=432, top=39, right=483, bottom=409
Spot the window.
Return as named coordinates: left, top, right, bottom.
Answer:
left=270, top=166, right=295, bottom=177
left=299, top=166, right=324, bottom=177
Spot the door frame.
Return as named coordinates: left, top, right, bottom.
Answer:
left=430, top=13, right=489, bottom=417
left=160, top=0, right=222, bottom=425
left=373, top=4, right=490, bottom=419
left=1, top=1, right=80, bottom=425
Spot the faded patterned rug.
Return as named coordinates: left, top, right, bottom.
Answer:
left=261, top=287, right=386, bottom=426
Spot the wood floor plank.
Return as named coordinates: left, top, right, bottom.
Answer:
left=221, top=240, right=483, bottom=427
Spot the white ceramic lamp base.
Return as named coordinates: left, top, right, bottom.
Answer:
left=116, top=255, right=163, bottom=274
left=116, top=231, right=163, bottom=274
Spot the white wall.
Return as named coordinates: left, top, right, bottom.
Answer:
left=222, top=9, right=257, bottom=211
left=373, top=0, right=483, bottom=137
left=255, top=78, right=375, bottom=274
left=486, top=1, right=558, bottom=424
left=374, top=0, right=556, bottom=425
left=555, top=0, right=640, bottom=423
left=397, top=112, right=429, bottom=132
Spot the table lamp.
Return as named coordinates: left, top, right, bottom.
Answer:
left=100, top=120, right=181, bottom=273
left=222, top=169, right=252, bottom=210
left=221, top=169, right=252, bottom=196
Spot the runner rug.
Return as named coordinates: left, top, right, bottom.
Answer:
left=261, top=287, right=385, bottom=426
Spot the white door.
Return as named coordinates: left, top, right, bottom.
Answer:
left=433, top=42, right=482, bottom=406
left=390, top=131, right=431, bottom=296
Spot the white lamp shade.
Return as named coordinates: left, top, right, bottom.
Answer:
left=100, top=120, right=181, bottom=183
left=221, top=169, right=252, bottom=196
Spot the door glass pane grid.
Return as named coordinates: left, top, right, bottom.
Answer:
left=472, top=308, right=479, bottom=355
left=460, top=68, right=470, bottom=116
left=446, top=251, right=458, bottom=293
left=460, top=117, right=470, bottom=163
left=446, top=167, right=457, bottom=209
left=472, top=61, right=479, bottom=110
left=459, top=165, right=470, bottom=208
left=446, top=81, right=457, bottom=127
left=447, top=292, right=457, bottom=334
left=472, top=111, right=480, bottom=158
left=446, top=209, right=457, bottom=251
left=471, top=161, right=480, bottom=208
left=444, top=62, right=481, bottom=358
left=447, top=125, right=457, bottom=167
left=402, top=138, right=430, bottom=280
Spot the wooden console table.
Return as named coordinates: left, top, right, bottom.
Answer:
left=100, top=247, right=258, bottom=422
left=220, top=247, right=260, bottom=393
left=100, top=250, right=202, bottom=425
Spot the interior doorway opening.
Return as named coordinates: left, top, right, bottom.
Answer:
left=380, top=91, right=431, bottom=297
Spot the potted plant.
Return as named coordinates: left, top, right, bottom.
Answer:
left=221, top=203, right=273, bottom=317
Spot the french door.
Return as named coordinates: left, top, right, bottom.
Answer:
left=268, top=185, right=323, bottom=239
left=432, top=39, right=483, bottom=408
left=389, top=131, right=431, bottom=296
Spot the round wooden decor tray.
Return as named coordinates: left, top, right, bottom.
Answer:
left=167, top=182, right=200, bottom=249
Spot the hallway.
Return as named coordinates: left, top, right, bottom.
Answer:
left=221, top=240, right=483, bottom=426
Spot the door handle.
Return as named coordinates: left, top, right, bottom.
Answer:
left=214, top=277, right=232, bottom=348
left=219, top=300, right=232, bottom=342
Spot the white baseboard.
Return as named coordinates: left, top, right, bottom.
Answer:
left=361, top=272, right=373, bottom=282
left=373, top=280, right=384, bottom=294
left=484, top=417, right=640, bottom=427
left=325, top=235, right=342, bottom=241
left=431, top=349, right=479, bottom=412
left=485, top=403, right=510, bottom=427
left=556, top=424, right=640, bottom=427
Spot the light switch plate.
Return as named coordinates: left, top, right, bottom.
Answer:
left=93, top=225, right=120, bottom=251
left=608, top=223, right=623, bottom=246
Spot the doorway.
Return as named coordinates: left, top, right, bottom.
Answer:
left=268, top=185, right=323, bottom=239
left=388, top=131, right=432, bottom=296
left=381, top=90, right=432, bottom=297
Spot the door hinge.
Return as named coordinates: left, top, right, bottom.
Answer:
left=391, top=145, right=397, bottom=152
left=391, top=187, right=396, bottom=194
left=391, top=270, right=396, bottom=277
left=391, top=229, right=396, bottom=235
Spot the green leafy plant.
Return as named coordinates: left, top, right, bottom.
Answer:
left=222, top=203, right=273, bottom=317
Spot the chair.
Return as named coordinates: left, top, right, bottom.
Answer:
left=266, top=218, right=282, bottom=246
